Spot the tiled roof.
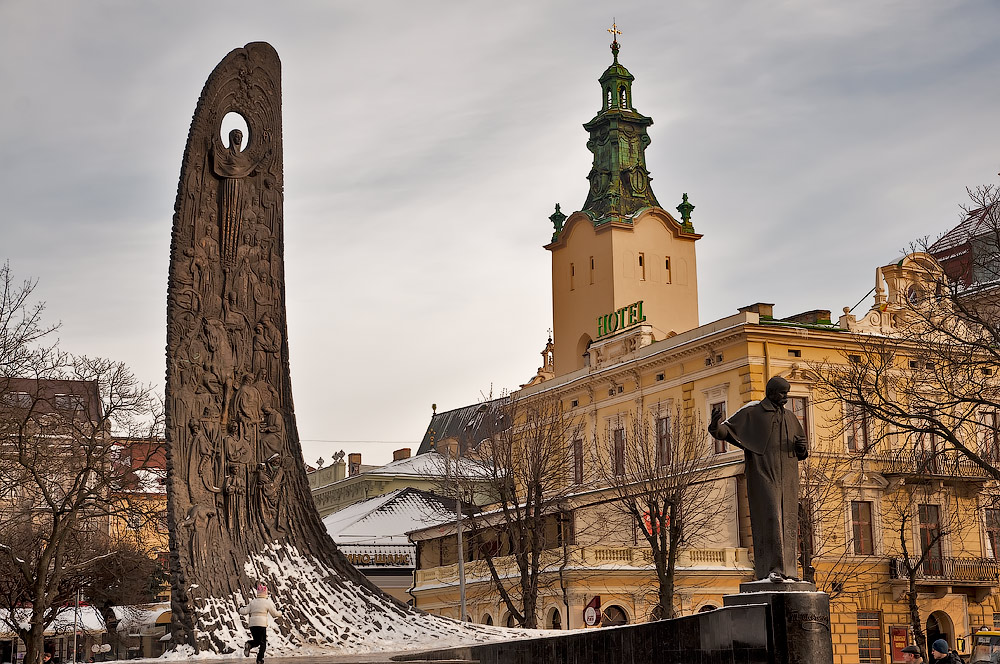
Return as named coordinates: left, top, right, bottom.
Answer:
left=417, top=398, right=507, bottom=455
left=929, top=202, right=998, bottom=255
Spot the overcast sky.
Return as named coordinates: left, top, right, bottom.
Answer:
left=2, top=1, right=999, bottom=466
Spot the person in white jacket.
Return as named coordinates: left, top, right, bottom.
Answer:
left=239, top=583, right=282, bottom=661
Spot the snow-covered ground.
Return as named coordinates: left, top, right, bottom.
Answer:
left=181, top=541, right=543, bottom=658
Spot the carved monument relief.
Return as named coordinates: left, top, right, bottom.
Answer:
left=164, top=43, right=491, bottom=654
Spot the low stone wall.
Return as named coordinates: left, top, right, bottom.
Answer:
left=395, top=603, right=773, bottom=664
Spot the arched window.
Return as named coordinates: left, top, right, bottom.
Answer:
left=547, top=607, right=562, bottom=630
left=620, top=87, right=628, bottom=108
left=505, top=613, right=517, bottom=628
left=602, top=605, right=628, bottom=626
left=607, top=89, right=612, bottom=109
left=482, top=614, right=493, bottom=626
left=698, top=604, right=718, bottom=613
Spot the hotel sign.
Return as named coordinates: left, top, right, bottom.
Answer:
left=596, top=301, right=646, bottom=339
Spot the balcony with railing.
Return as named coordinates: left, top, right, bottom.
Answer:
left=865, top=449, right=992, bottom=481
left=888, top=555, right=999, bottom=600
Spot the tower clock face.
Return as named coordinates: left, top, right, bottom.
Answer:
left=906, top=284, right=923, bottom=305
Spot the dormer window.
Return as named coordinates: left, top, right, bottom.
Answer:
left=54, top=394, right=86, bottom=411
left=620, top=87, right=627, bottom=108
left=2, top=391, right=32, bottom=408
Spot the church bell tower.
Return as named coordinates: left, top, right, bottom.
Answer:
left=545, top=29, right=702, bottom=376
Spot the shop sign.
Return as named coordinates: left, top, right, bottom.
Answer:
left=583, top=596, right=602, bottom=627
left=346, top=552, right=412, bottom=567
left=596, top=301, right=646, bottom=339
left=889, top=626, right=909, bottom=662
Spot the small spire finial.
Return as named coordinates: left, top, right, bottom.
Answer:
left=676, top=193, right=695, bottom=228
left=549, top=203, right=567, bottom=241
left=608, top=19, right=622, bottom=60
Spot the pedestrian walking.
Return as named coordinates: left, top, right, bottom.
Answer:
left=901, top=644, right=924, bottom=663
left=239, top=583, right=282, bottom=662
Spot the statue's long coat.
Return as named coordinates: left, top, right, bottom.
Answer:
left=710, top=397, right=806, bottom=579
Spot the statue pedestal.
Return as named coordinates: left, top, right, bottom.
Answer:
left=723, top=581, right=834, bottom=664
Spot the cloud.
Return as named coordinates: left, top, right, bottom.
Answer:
left=2, top=1, right=999, bottom=465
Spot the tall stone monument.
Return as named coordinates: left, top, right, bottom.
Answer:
left=164, top=43, right=487, bottom=654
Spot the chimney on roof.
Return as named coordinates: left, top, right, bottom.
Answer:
left=782, top=309, right=833, bottom=325
left=348, top=452, right=362, bottom=476
left=738, top=303, right=774, bottom=319
left=393, top=448, right=412, bottom=461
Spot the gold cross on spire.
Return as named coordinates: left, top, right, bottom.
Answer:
left=608, top=19, right=622, bottom=44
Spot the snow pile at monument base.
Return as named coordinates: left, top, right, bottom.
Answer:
left=182, top=542, right=530, bottom=656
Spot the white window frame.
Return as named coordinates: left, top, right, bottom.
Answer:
left=842, top=488, right=883, bottom=557
left=703, top=384, right=729, bottom=455
left=844, top=402, right=871, bottom=453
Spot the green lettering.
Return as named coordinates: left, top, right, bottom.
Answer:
left=597, top=315, right=606, bottom=338
left=638, top=300, right=646, bottom=323
left=628, top=303, right=638, bottom=325
left=610, top=310, right=620, bottom=333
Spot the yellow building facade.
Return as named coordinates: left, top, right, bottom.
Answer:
left=409, top=37, right=1000, bottom=664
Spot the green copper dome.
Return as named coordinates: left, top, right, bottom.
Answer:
left=581, top=39, right=659, bottom=221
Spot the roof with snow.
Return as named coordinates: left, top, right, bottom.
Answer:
left=929, top=202, right=999, bottom=255
left=322, top=487, right=468, bottom=545
left=0, top=606, right=107, bottom=637
left=310, top=450, right=487, bottom=492
left=113, top=603, right=171, bottom=633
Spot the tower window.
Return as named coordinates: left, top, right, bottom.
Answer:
left=638, top=253, right=645, bottom=280
left=620, top=87, right=627, bottom=108
left=664, top=257, right=671, bottom=284
left=606, top=89, right=612, bottom=110
left=570, top=263, right=575, bottom=291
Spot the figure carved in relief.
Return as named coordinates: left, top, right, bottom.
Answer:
left=255, top=454, right=283, bottom=532
left=260, top=404, right=285, bottom=457
left=253, top=315, right=281, bottom=377
left=222, top=462, right=246, bottom=537
left=179, top=503, right=216, bottom=569
left=234, top=373, right=264, bottom=455
left=254, top=369, right=279, bottom=412
left=222, top=292, right=252, bottom=371
left=250, top=240, right=273, bottom=307
left=189, top=418, right=222, bottom=500
left=176, top=248, right=197, bottom=291
left=260, top=175, right=279, bottom=232
left=202, top=317, right=236, bottom=414
left=213, top=128, right=266, bottom=266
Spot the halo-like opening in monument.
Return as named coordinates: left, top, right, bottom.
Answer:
left=220, top=111, right=251, bottom=149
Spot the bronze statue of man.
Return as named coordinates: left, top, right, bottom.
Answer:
left=709, top=375, right=808, bottom=582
